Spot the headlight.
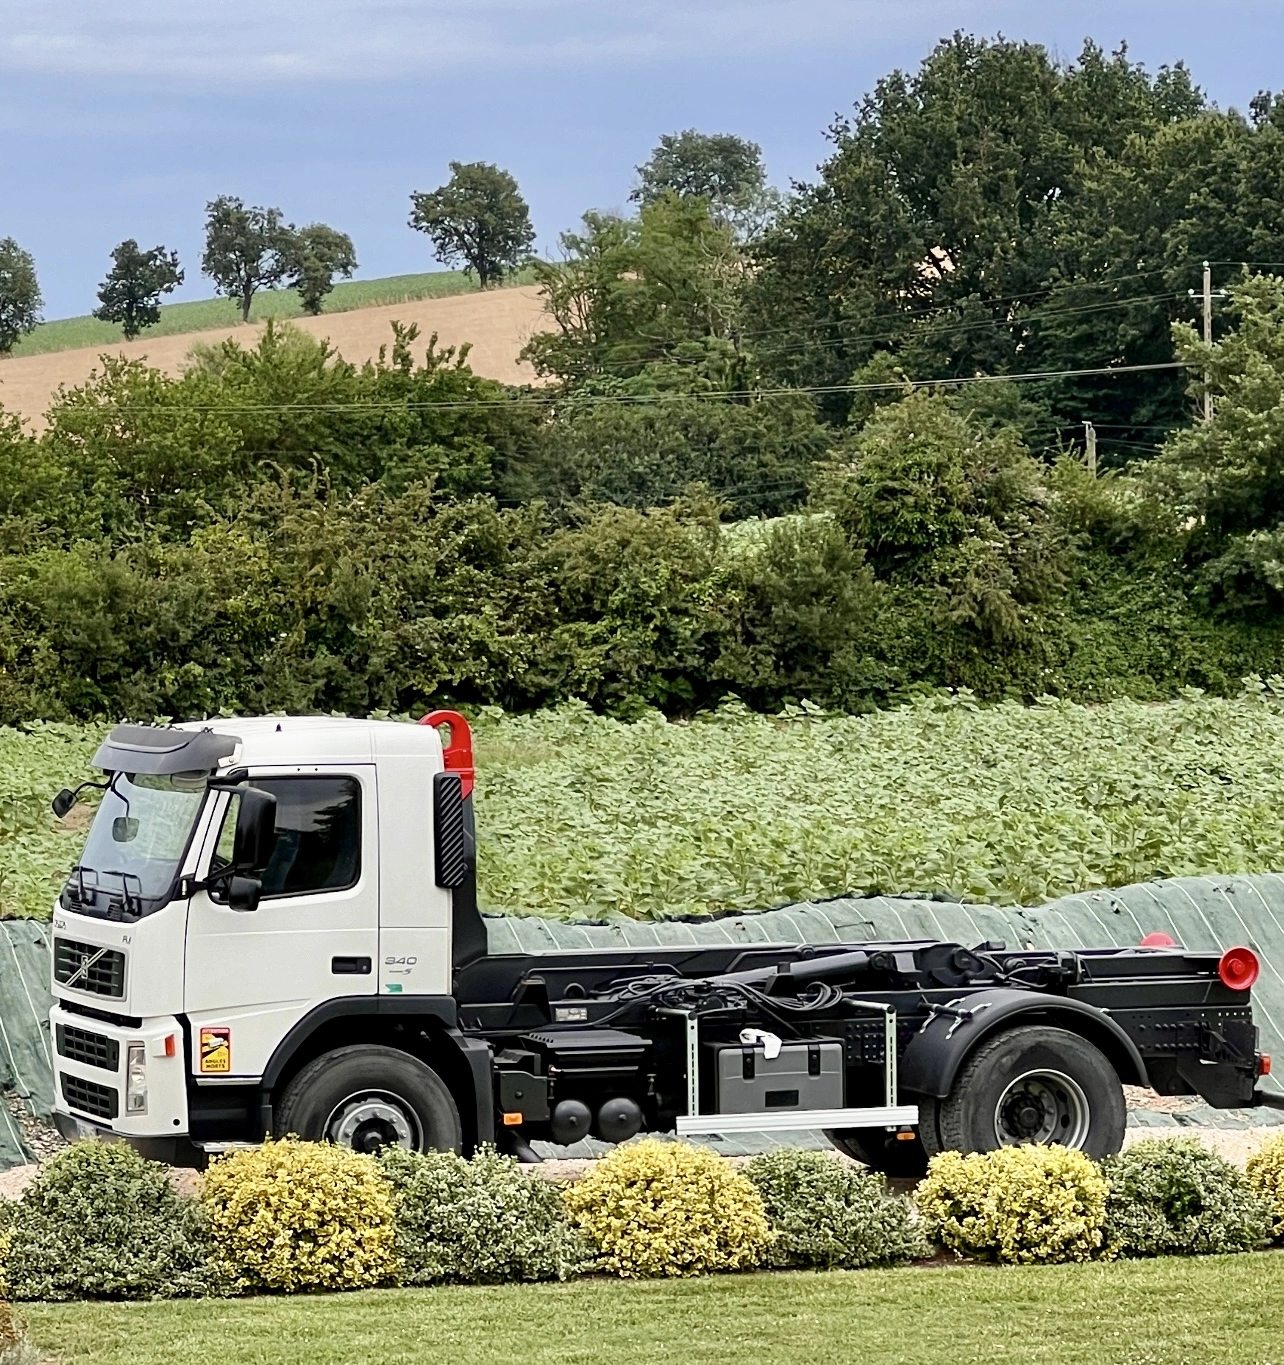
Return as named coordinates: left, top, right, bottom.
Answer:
left=125, top=1042, right=147, bottom=1114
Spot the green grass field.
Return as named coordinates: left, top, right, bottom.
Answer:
left=23, top=1255, right=1284, bottom=1365
left=9, top=268, right=537, bottom=358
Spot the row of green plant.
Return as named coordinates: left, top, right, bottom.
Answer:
left=4, top=1133, right=1284, bottom=1301
left=10, top=688, right=1284, bottom=920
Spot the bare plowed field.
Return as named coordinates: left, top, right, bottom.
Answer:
left=0, top=284, right=551, bottom=429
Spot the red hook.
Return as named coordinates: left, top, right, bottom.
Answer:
left=419, top=710, right=475, bottom=798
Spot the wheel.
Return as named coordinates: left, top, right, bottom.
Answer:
left=936, top=1025, right=1125, bottom=1160
left=274, top=1044, right=462, bottom=1155
left=825, top=1127, right=929, bottom=1178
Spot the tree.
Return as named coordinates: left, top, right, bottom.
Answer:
left=632, top=130, right=776, bottom=237
left=0, top=238, right=42, bottom=355
left=92, top=240, right=184, bottom=340
left=283, top=224, right=357, bottom=315
left=408, top=162, right=534, bottom=289
left=747, top=36, right=1214, bottom=438
left=520, top=195, right=749, bottom=392
left=201, top=197, right=294, bottom=322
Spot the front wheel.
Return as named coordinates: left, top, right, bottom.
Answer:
left=274, top=1044, right=462, bottom=1155
left=935, top=1025, right=1125, bottom=1160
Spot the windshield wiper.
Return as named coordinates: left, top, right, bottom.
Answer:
left=101, top=870, right=144, bottom=919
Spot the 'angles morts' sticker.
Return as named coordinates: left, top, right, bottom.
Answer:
left=199, top=1027, right=231, bottom=1073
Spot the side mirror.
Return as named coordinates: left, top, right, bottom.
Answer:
left=112, top=816, right=140, bottom=843
left=226, top=875, right=262, bottom=913
left=232, top=787, right=277, bottom=873
left=52, top=789, right=77, bottom=819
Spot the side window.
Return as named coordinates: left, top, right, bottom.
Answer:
left=213, top=776, right=362, bottom=898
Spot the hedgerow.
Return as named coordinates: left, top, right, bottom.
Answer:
left=2, top=1142, right=217, bottom=1301
left=916, top=1145, right=1110, bottom=1264
left=1104, top=1137, right=1271, bottom=1257
left=563, top=1139, right=773, bottom=1278
left=745, top=1148, right=930, bottom=1268
left=379, top=1146, right=585, bottom=1284
left=201, top=1138, right=397, bottom=1293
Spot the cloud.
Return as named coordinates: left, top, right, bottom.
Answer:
left=0, top=0, right=992, bottom=85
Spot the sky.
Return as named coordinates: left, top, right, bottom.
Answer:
left=3, top=0, right=1283, bottom=319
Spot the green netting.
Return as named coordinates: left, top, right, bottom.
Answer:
left=1, top=875, right=1282, bottom=1172
left=0, top=920, right=53, bottom=1168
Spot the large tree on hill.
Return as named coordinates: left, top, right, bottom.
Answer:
left=0, top=237, right=42, bottom=354
left=284, top=224, right=358, bottom=315
left=201, top=197, right=294, bottom=322
left=408, top=162, right=535, bottom=289
left=93, top=240, right=184, bottom=339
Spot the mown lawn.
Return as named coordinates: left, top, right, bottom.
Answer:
left=25, top=1254, right=1284, bottom=1365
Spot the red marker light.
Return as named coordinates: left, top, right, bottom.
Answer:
left=1140, top=932, right=1177, bottom=948
left=1259, top=1054, right=1272, bottom=1078
left=1218, top=946, right=1260, bottom=992
left=164, top=1034, right=176, bottom=1057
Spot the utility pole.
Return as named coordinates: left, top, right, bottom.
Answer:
left=1188, top=261, right=1226, bottom=422
left=1083, top=420, right=1097, bottom=476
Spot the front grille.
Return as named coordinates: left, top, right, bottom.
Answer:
left=53, top=938, right=125, bottom=998
left=55, top=1024, right=119, bottom=1072
left=61, top=1073, right=119, bottom=1121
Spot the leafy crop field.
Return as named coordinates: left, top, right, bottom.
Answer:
left=10, top=269, right=535, bottom=358
left=7, top=692, right=1284, bottom=921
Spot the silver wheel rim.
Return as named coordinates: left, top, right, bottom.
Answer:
left=993, top=1069, right=1090, bottom=1148
left=324, top=1090, right=420, bottom=1153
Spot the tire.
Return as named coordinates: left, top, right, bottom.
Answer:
left=274, top=1044, right=462, bottom=1155
left=825, top=1127, right=930, bottom=1179
left=936, top=1025, right=1125, bottom=1160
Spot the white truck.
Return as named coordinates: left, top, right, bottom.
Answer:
left=48, top=712, right=1272, bottom=1175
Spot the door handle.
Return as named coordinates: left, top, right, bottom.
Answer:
left=331, top=956, right=372, bottom=975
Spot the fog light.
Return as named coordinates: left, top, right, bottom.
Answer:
left=125, top=1042, right=148, bottom=1114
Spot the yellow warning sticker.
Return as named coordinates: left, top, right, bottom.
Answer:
left=199, top=1027, right=231, bottom=1074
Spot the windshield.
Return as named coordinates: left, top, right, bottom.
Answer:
left=64, top=771, right=208, bottom=915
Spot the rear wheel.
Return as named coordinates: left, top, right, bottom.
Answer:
left=824, top=1127, right=929, bottom=1178
left=936, top=1025, right=1125, bottom=1160
left=274, top=1044, right=462, bottom=1155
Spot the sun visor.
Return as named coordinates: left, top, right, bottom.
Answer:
left=91, top=724, right=240, bottom=776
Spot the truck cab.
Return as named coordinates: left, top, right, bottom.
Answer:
left=51, top=715, right=480, bottom=1160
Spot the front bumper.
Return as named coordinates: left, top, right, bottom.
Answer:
left=50, top=1004, right=189, bottom=1142
left=51, top=1110, right=206, bottom=1166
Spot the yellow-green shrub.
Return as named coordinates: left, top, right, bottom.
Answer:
left=916, top=1145, right=1109, bottom=1264
left=202, top=1139, right=397, bottom=1292
left=563, top=1139, right=773, bottom=1278
left=1246, top=1133, right=1284, bottom=1238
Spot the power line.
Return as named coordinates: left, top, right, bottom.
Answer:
left=47, top=360, right=1194, bottom=418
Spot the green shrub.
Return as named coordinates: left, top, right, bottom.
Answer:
left=3, top=1141, right=216, bottom=1301
left=915, top=1145, right=1109, bottom=1264
left=1246, top=1132, right=1284, bottom=1237
left=563, top=1139, right=773, bottom=1278
left=379, top=1146, right=585, bottom=1284
left=745, top=1148, right=930, bottom=1269
left=201, top=1138, right=397, bottom=1293
left=1104, top=1137, right=1271, bottom=1256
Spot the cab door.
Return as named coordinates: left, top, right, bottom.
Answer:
left=183, top=766, right=378, bottom=1080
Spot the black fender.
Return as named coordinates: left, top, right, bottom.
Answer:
left=899, top=988, right=1147, bottom=1099
left=256, top=995, right=494, bottom=1147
